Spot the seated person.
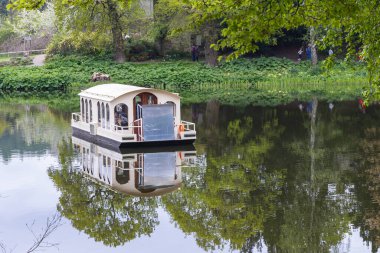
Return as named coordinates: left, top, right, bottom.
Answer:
left=120, top=112, right=128, bottom=127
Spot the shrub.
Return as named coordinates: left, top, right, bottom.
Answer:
left=125, top=39, right=158, bottom=61
left=0, top=67, right=72, bottom=92
left=46, top=32, right=113, bottom=56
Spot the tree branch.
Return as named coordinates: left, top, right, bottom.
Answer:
left=25, top=213, right=63, bottom=253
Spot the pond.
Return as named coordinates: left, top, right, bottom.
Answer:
left=0, top=100, right=380, bottom=253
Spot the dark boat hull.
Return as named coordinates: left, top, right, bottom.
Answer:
left=72, top=127, right=195, bottom=152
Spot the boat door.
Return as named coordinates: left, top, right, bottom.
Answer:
left=133, top=92, right=157, bottom=120
left=133, top=93, right=157, bottom=140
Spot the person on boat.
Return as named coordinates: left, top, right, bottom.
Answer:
left=120, top=112, right=128, bottom=126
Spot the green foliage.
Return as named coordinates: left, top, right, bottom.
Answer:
left=0, top=66, right=72, bottom=92
left=0, top=56, right=367, bottom=105
left=46, top=32, right=113, bottom=56
left=9, top=56, right=32, bottom=65
left=186, top=0, right=380, bottom=100
left=0, top=20, right=14, bottom=44
left=0, top=56, right=33, bottom=67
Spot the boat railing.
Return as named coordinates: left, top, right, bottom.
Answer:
left=111, top=119, right=144, bottom=141
left=111, top=123, right=140, bottom=133
left=133, top=118, right=144, bottom=141
left=180, top=120, right=195, bottom=131
left=72, top=113, right=81, bottom=122
left=112, top=124, right=130, bottom=133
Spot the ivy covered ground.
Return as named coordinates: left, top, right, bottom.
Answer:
left=0, top=55, right=368, bottom=108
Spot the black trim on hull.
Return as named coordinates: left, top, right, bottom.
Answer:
left=72, top=127, right=195, bottom=152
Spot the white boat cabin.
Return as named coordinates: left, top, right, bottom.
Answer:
left=71, top=83, right=196, bottom=146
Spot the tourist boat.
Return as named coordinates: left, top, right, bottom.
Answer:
left=72, top=136, right=197, bottom=197
left=71, top=83, right=196, bottom=148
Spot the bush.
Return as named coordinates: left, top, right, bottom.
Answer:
left=125, top=39, right=158, bottom=61
left=0, top=57, right=33, bottom=67
left=46, top=32, right=113, bottom=56
left=0, top=67, right=73, bottom=92
left=10, top=57, right=33, bottom=66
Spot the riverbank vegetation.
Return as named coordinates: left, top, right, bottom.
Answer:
left=0, top=55, right=367, bottom=108
left=2, top=0, right=380, bottom=106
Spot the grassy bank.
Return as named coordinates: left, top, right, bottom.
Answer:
left=0, top=55, right=368, bottom=107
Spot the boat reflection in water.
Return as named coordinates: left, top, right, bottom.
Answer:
left=72, top=136, right=196, bottom=197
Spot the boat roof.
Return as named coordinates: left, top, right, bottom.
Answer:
left=79, top=83, right=179, bottom=102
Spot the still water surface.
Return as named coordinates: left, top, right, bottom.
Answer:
left=0, top=101, right=380, bottom=253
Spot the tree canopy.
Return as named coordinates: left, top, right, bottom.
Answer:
left=186, top=0, right=380, bottom=98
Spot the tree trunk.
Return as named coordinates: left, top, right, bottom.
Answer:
left=157, top=38, right=165, bottom=56
left=203, top=21, right=219, bottom=67
left=106, top=0, right=126, bottom=63
left=309, top=26, right=318, bottom=66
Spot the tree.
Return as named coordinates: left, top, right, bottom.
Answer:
left=153, top=0, right=220, bottom=66
left=10, top=2, right=56, bottom=37
left=150, top=0, right=188, bottom=56
left=187, top=0, right=380, bottom=99
left=8, top=0, right=145, bottom=62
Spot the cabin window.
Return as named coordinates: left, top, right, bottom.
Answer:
left=90, top=153, right=94, bottom=175
left=166, top=101, right=176, bottom=117
left=115, top=103, right=128, bottom=129
left=98, top=154, right=102, bottom=178
left=89, top=100, right=93, bottom=122
left=97, top=102, right=101, bottom=126
left=106, top=104, right=110, bottom=129
left=102, top=155, right=106, bottom=179
left=86, top=148, right=90, bottom=173
left=85, top=99, right=89, bottom=123
left=81, top=98, right=84, bottom=121
left=82, top=147, right=86, bottom=171
left=101, top=103, right=105, bottom=128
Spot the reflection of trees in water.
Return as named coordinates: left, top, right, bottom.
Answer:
left=0, top=103, right=71, bottom=161
left=50, top=138, right=159, bottom=247
left=48, top=103, right=380, bottom=251
left=171, top=103, right=378, bottom=252
left=353, top=126, right=380, bottom=252
left=0, top=118, right=8, bottom=137
left=265, top=100, right=358, bottom=252
left=162, top=116, right=286, bottom=252
left=0, top=213, right=62, bottom=253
